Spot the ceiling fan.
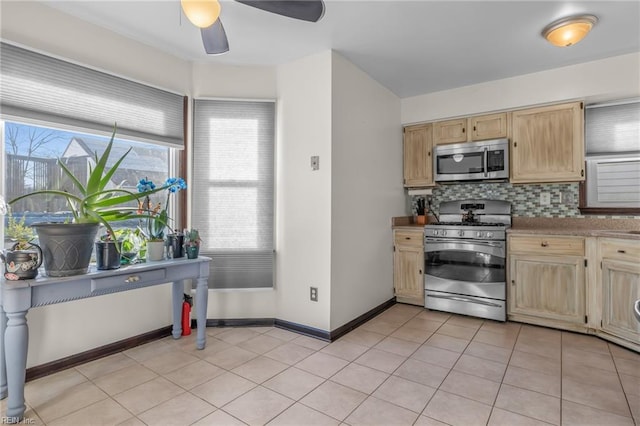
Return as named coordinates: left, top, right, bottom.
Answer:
left=181, top=0, right=326, bottom=55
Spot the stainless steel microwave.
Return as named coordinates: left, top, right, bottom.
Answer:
left=434, top=138, right=509, bottom=182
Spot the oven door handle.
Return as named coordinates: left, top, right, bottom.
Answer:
left=428, top=293, right=502, bottom=308
left=425, top=238, right=503, bottom=247
left=483, top=146, right=488, bottom=177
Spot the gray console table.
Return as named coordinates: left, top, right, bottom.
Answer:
left=0, top=256, right=211, bottom=423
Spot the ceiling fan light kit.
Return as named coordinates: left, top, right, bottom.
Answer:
left=181, top=0, right=221, bottom=28
left=542, top=14, right=598, bottom=47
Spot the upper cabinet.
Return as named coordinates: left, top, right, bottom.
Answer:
left=403, top=123, right=434, bottom=187
left=470, top=112, right=509, bottom=141
left=511, top=101, right=585, bottom=184
left=433, top=112, right=509, bottom=145
left=433, top=118, right=467, bottom=145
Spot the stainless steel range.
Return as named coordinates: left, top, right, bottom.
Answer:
left=424, top=199, right=511, bottom=321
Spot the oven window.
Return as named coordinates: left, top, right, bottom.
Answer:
left=426, top=249, right=505, bottom=283
left=437, top=152, right=483, bottom=174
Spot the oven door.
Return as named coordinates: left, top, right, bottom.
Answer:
left=424, top=238, right=505, bottom=300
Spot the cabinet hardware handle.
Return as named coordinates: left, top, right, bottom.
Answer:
left=514, top=141, right=518, bottom=147
left=419, top=269, right=422, bottom=275
left=125, top=275, right=140, bottom=283
left=581, top=169, right=584, bottom=177
left=428, top=152, right=431, bottom=156
left=511, top=280, right=515, bottom=285
left=617, top=250, right=626, bottom=253
left=541, top=242, right=549, bottom=247
left=405, top=237, right=411, bottom=240
left=473, top=126, right=476, bottom=131
left=462, top=128, right=465, bottom=133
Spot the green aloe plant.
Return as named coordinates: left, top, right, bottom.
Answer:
left=9, top=125, right=166, bottom=237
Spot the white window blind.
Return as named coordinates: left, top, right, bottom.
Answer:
left=586, top=155, right=640, bottom=208
left=192, top=99, right=275, bottom=289
left=0, top=42, right=184, bottom=147
left=586, top=100, right=640, bottom=154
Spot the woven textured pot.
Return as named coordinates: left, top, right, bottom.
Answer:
left=33, top=222, right=99, bottom=277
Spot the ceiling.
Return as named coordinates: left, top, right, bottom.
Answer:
left=41, top=1, right=640, bottom=99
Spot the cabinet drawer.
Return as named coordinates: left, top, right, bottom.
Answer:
left=599, top=238, right=640, bottom=262
left=394, top=230, right=424, bottom=247
left=91, top=268, right=166, bottom=293
left=509, top=235, right=585, bottom=256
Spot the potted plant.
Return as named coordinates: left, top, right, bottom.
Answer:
left=184, top=228, right=202, bottom=259
left=136, top=177, right=187, bottom=261
left=8, top=125, right=166, bottom=276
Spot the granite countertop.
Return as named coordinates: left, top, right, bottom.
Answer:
left=509, top=217, right=640, bottom=241
left=392, top=216, right=640, bottom=240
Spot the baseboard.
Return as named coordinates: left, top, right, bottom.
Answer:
left=329, top=297, right=396, bottom=341
left=26, top=299, right=396, bottom=381
left=26, top=326, right=172, bottom=382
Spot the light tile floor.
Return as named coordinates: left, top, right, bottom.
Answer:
left=3, top=304, right=639, bottom=425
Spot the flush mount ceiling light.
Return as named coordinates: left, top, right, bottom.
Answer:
left=181, top=0, right=222, bottom=28
left=542, top=14, right=598, bottom=47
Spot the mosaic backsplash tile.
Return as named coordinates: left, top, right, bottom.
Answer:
left=410, top=182, right=638, bottom=219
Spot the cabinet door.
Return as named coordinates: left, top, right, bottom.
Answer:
left=394, top=243, right=424, bottom=306
left=403, top=124, right=433, bottom=187
left=509, top=254, right=585, bottom=324
left=433, top=119, right=467, bottom=145
left=511, top=102, right=584, bottom=183
left=470, top=113, right=509, bottom=141
left=601, top=259, right=640, bottom=343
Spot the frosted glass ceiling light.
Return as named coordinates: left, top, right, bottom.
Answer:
left=542, top=14, right=598, bottom=47
left=181, top=0, right=221, bottom=28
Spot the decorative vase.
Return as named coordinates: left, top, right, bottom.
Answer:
left=33, top=222, right=100, bottom=277
left=146, top=240, right=165, bottom=261
left=0, top=242, right=43, bottom=280
left=186, top=245, right=199, bottom=259
left=95, top=241, right=121, bottom=270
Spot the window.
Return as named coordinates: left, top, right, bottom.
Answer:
left=192, top=99, right=275, bottom=289
left=3, top=120, right=170, bottom=235
left=581, top=100, right=640, bottom=214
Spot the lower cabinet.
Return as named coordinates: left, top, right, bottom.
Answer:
left=599, top=238, right=640, bottom=347
left=393, top=229, right=425, bottom=306
left=509, top=254, right=586, bottom=326
left=507, top=234, right=587, bottom=331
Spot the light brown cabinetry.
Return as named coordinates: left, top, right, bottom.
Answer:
left=508, top=234, right=586, bottom=328
left=433, top=112, right=509, bottom=145
left=598, top=238, right=640, bottom=347
left=403, top=123, right=434, bottom=187
left=393, top=229, right=425, bottom=306
left=511, top=101, right=584, bottom=183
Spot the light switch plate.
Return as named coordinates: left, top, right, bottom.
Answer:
left=311, top=156, right=319, bottom=171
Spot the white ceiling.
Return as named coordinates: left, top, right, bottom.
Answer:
left=42, top=0, right=640, bottom=99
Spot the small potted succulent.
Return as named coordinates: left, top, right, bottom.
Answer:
left=184, top=229, right=202, bottom=259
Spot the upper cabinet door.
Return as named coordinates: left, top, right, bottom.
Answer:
left=470, top=112, right=509, bottom=141
left=403, top=123, right=434, bottom=187
left=511, top=101, right=585, bottom=184
left=433, top=118, right=467, bottom=145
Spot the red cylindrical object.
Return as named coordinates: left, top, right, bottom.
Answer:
left=181, top=301, right=191, bottom=336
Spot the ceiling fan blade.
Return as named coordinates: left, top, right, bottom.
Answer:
left=235, top=0, right=325, bottom=22
left=201, top=19, right=229, bottom=55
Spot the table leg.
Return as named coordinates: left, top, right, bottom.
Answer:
left=4, top=310, right=28, bottom=423
left=195, top=277, right=208, bottom=350
left=171, top=280, right=182, bottom=339
left=0, top=287, right=6, bottom=400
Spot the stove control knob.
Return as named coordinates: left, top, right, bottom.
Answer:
left=432, top=230, right=438, bottom=236
left=486, top=232, right=494, bottom=238
left=441, top=230, right=447, bottom=237
left=458, top=230, right=465, bottom=237
left=476, top=231, right=484, bottom=238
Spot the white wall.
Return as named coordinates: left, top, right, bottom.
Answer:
left=402, top=53, right=640, bottom=124
left=329, top=53, right=404, bottom=330
left=275, top=52, right=333, bottom=331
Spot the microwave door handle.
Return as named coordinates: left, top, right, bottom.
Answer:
left=483, top=147, right=488, bottom=177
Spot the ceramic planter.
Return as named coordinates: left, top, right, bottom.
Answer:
left=95, top=241, right=121, bottom=270
left=33, top=222, right=100, bottom=277
left=146, top=240, right=165, bottom=261
left=185, top=245, right=199, bottom=259
left=1, top=242, right=43, bottom=280
left=166, top=233, right=184, bottom=259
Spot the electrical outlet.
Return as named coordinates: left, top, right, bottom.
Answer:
left=311, top=156, right=319, bottom=171
left=540, top=192, right=551, bottom=206
left=561, top=191, right=574, bottom=205
left=310, top=286, right=318, bottom=302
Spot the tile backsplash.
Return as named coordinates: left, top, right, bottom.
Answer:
left=410, top=182, right=637, bottom=219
